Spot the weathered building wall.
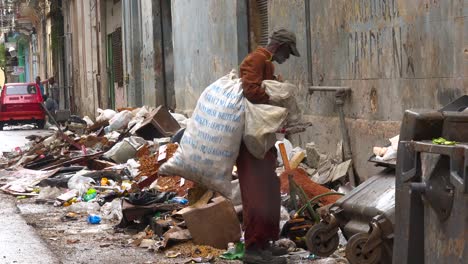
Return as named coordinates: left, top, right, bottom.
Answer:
left=67, top=0, right=102, bottom=118
left=140, top=0, right=165, bottom=107
left=171, top=0, right=248, bottom=114
left=45, top=1, right=53, bottom=83
left=269, top=0, right=468, bottom=180
left=105, top=0, right=121, bottom=34
left=122, top=0, right=142, bottom=108
left=104, top=0, right=122, bottom=109
left=122, top=0, right=172, bottom=108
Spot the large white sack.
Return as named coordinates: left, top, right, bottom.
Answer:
left=262, top=80, right=301, bottom=124
left=159, top=71, right=244, bottom=198
left=243, top=100, right=288, bottom=159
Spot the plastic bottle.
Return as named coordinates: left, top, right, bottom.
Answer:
left=101, top=178, right=109, bottom=186
left=87, top=214, right=101, bottom=224
left=171, top=197, right=188, bottom=205
left=83, top=189, right=97, bottom=202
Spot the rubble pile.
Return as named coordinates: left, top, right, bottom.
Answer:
left=0, top=105, right=355, bottom=263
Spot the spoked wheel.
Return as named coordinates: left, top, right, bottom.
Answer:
left=305, top=222, right=339, bottom=257
left=345, top=233, right=382, bottom=264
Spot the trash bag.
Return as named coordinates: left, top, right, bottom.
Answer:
left=108, top=110, right=134, bottom=132
left=160, top=71, right=244, bottom=198
left=100, top=199, right=123, bottom=221
left=96, top=108, right=117, bottom=122
left=67, top=201, right=101, bottom=214
left=243, top=99, right=288, bottom=159
left=67, top=172, right=96, bottom=196
left=128, top=107, right=150, bottom=130
left=262, top=80, right=301, bottom=124
left=125, top=190, right=176, bottom=206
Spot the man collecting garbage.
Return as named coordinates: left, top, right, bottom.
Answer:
left=237, top=29, right=300, bottom=264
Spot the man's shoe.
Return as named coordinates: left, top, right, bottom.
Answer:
left=243, top=250, right=287, bottom=264
left=265, top=245, right=289, bottom=256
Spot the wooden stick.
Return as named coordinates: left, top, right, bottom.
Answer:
left=278, top=142, right=291, bottom=170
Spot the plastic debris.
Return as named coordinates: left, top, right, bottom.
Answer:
left=87, top=214, right=102, bottom=224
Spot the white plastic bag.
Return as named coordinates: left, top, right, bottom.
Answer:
left=134, top=106, right=150, bottom=118
left=67, top=202, right=101, bottom=214
left=243, top=100, right=288, bottom=159
left=96, top=108, right=117, bottom=123
left=160, top=71, right=244, bottom=198
left=262, top=80, right=301, bottom=124
left=100, top=199, right=123, bottom=221
left=128, top=107, right=150, bottom=129
left=108, top=110, right=134, bottom=132
left=68, top=171, right=96, bottom=196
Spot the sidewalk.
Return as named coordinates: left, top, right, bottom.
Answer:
left=0, top=193, right=59, bottom=264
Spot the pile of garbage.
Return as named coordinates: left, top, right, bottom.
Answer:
left=0, top=78, right=355, bottom=263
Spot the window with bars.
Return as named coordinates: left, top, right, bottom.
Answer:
left=248, top=0, right=269, bottom=50
left=112, top=27, right=123, bottom=87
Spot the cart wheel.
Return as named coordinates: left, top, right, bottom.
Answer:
left=346, top=233, right=382, bottom=264
left=305, top=222, right=339, bottom=257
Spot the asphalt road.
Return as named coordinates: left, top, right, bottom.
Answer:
left=0, top=127, right=58, bottom=264
left=0, top=125, right=53, bottom=152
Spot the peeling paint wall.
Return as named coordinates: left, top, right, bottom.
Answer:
left=122, top=0, right=142, bottom=107
left=172, top=0, right=247, bottom=114
left=140, top=0, right=165, bottom=107
left=269, top=0, right=468, bottom=180
left=66, top=0, right=104, bottom=118
left=123, top=0, right=170, bottom=108
left=105, top=0, right=121, bottom=34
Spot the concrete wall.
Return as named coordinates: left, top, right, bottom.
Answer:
left=269, top=0, right=468, bottom=180
left=122, top=0, right=142, bottom=107
left=171, top=0, right=248, bottom=114
left=140, top=0, right=165, bottom=107
left=104, top=0, right=122, bottom=109
left=122, top=0, right=175, bottom=109
left=45, top=4, right=53, bottom=81
left=105, top=0, right=121, bottom=34
left=67, top=0, right=103, bottom=118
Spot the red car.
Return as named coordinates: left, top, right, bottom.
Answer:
left=0, top=82, right=46, bottom=130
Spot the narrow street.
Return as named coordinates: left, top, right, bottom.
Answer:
left=0, top=126, right=52, bottom=152
left=0, top=1, right=466, bottom=263
left=0, top=128, right=185, bottom=264
left=0, top=127, right=58, bottom=264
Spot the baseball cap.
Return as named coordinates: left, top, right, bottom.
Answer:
left=270, top=29, right=300, bottom=57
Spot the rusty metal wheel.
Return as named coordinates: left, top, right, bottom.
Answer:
left=305, top=222, right=339, bottom=257
left=346, top=233, right=382, bottom=264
